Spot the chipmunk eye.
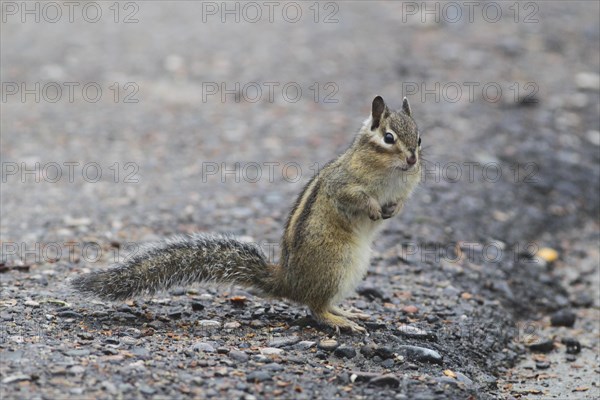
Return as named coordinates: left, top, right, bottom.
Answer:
left=384, top=133, right=395, bottom=144
left=418, top=137, right=421, bottom=146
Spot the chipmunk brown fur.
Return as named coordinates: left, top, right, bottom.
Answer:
left=72, top=96, right=422, bottom=332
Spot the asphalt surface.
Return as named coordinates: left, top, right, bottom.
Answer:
left=1, top=1, right=599, bottom=399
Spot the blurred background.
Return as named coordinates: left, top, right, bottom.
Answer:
left=2, top=1, right=599, bottom=399
left=2, top=1, right=598, bottom=242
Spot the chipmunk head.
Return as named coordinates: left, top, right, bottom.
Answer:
left=360, top=96, right=421, bottom=172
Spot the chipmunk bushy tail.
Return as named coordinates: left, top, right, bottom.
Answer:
left=71, top=233, right=281, bottom=301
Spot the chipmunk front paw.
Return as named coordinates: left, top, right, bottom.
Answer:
left=381, top=202, right=398, bottom=219
left=367, top=198, right=382, bottom=221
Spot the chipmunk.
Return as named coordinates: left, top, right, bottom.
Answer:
left=72, top=96, right=422, bottom=332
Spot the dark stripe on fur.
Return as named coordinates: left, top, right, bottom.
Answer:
left=358, top=135, right=393, bottom=154
left=281, top=174, right=318, bottom=266
left=291, top=178, right=322, bottom=251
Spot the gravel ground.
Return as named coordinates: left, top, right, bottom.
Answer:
left=1, top=1, right=599, bottom=399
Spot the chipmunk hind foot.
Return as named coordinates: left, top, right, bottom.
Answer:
left=312, top=309, right=366, bottom=333
left=330, top=306, right=371, bottom=321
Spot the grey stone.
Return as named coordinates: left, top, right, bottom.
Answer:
left=334, top=345, right=356, bottom=359
left=369, top=374, right=400, bottom=388
left=318, top=339, right=339, bottom=351
left=550, top=310, right=576, bottom=327
left=191, top=342, right=216, bottom=353
left=246, top=371, right=271, bottom=382
left=294, top=341, right=316, bottom=350
left=397, top=345, right=443, bottom=364
left=268, top=335, right=300, bottom=348
left=229, top=350, right=249, bottom=362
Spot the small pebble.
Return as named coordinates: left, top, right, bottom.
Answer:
left=561, top=337, right=581, bottom=354
left=402, top=305, right=419, bottom=314
left=246, top=371, right=271, bottom=383
left=396, top=324, right=433, bottom=340
left=229, top=350, right=249, bottom=362
left=191, top=342, right=216, bottom=353
left=550, top=310, right=576, bottom=327
left=113, top=312, right=137, bottom=321
left=528, top=339, right=555, bottom=353
left=357, top=286, right=389, bottom=301
left=102, top=381, right=118, bottom=395
left=375, top=346, right=394, bottom=360
left=318, top=339, right=339, bottom=352
left=349, top=371, right=379, bottom=383
left=66, top=349, right=90, bottom=356
left=252, top=354, right=270, bottom=363
left=536, top=248, right=559, bottom=263
left=148, top=321, right=164, bottom=330
left=1, top=313, right=14, bottom=321
left=585, top=130, right=600, bottom=146
left=263, top=363, right=284, bottom=371
left=77, top=332, right=94, bottom=340
left=575, top=72, right=600, bottom=91
left=2, top=374, right=31, bottom=384
left=223, top=321, right=241, bottom=329
left=334, top=345, right=356, bottom=359
left=57, top=311, right=82, bottom=319
left=443, top=369, right=457, bottom=378
left=268, top=335, right=300, bottom=348
left=369, top=374, right=400, bottom=388
left=397, top=345, right=443, bottom=364
left=360, top=343, right=377, bottom=358
left=198, top=320, right=221, bottom=328
left=121, top=336, right=137, bottom=345
left=294, top=341, right=316, bottom=350
left=24, top=300, right=40, bottom=308
left=139, top=385, right=156, bottom=395
left=535, top=361, right=550, bottom=370
left=68, top=366, right=85, bottom=375
left=250, top=320, right=264, bottom=328
left=64, top=216, right=91, bottom=226
left=260, top=347, right=284, bottom=356
left=572, top=292, right=594, bottom=308
left=455, top=372, right=473, bottom=386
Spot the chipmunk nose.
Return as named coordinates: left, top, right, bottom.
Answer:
left=407, top=153, right=417, bottom=165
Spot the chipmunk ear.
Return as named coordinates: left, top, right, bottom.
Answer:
left=402, top=97, right=412, bottom=117
left=371, top=96, right=386, bottom=130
